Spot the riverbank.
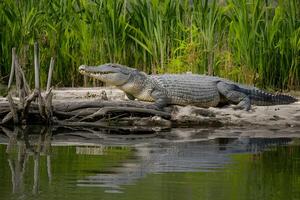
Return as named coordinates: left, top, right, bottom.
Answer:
left=1, top=87, right=299, bottom=129
left=52, top=87, right=300, bottom=128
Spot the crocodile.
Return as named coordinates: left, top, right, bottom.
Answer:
left=79, top=63, right=297, bottom=110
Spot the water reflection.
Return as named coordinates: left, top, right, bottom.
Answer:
left=2, top=127, right=52, bottom=195
left=77, top=137, right=293, bottom=192
left=0, top=126, right=299, bottom=200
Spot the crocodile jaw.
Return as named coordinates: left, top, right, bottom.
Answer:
left=79, top=64, right=131, bottom=86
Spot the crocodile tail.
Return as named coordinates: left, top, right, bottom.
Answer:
left=246, top=89, right=298, bottom=106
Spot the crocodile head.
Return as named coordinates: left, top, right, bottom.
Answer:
left=79, top=63, right=136, bottom=86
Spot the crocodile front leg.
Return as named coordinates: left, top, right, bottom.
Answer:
left=125, top=92, right=135, bottom=100
left=217, top=81, right=251, bottom=110
left=150, top=90, right=169, bottom=110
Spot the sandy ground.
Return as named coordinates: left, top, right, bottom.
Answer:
left=52, top=87, right=300, bottom=128
left=172, top=102, right=300, bottom=127
left=53, top=87, right=126, bottom=100
left=1, top=87, right=299, bottom=143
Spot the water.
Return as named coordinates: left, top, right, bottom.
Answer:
left=0, top=127, right=300, bottom=200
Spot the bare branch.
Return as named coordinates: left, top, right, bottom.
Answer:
left=7, top=93, right=18, bottom=124
left=80, top=106, right=170, bottom=121
left=8, top=48, right=16, bottom=90
left=46, top=57, right=55, bottom=92
left=34, top=42, right=40, bottom=90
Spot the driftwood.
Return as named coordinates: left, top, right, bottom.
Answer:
left=0, top=98, right=172, bottom=125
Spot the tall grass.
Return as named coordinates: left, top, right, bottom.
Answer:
left=0, top=0, right=299, bottom=89
left=227, top=0, right=300, bottom=89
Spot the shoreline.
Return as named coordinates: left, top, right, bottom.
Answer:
left=52, top=87, right=300, bottom=128
left=1, top=87, right=299, bottom=129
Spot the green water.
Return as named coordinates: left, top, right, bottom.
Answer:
left=0, top=129, right=300, bottom=200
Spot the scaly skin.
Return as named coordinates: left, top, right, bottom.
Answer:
left=79, top=63, right=298, bottom=110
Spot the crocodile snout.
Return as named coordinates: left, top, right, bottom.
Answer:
left=79, top=65, right=86, bottom=71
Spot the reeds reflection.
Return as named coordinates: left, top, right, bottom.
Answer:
left=2, top=126, right=52, bottom=195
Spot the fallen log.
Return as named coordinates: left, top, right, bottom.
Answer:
left=0, top=97, right=171, bottom=124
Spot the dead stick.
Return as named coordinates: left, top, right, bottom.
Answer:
left=46, top=57, right=55, bottom=92
left=34, top=42, right=40, bottom=90
left=38, top=92, right=46, bottom=121
left=65, top=108, right=100, bottom=121
left=19, top=66, right=30, bottom=96
left=7, top=93, right=18, bottom=124
left=34, top=42, right=46, bottom=120
left=45, top=90, right=53, bottom=123
left=14, top=56, right=27, bottom=111
left=80, top=106, right=170, bottom=121
left=14, top=55, right=21, bottom=100
left=1, top=112, right=13, bottom=124
left=45, top=57, right=55, bottom=123
left=23, top=89, right=39, bottom=120
left=8, top=48, right=16, bottom=90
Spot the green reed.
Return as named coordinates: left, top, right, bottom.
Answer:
left=0, top=0, right=299, bottom=89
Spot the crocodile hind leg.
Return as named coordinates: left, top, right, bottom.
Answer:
left=216, top=82, right=251, bottom=110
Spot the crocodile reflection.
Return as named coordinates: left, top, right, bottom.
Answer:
left=0, top=126, right=292, bottom=194
left=76, top=137, right=292, bottom=192
left=77, top=141, right=231, bottom=191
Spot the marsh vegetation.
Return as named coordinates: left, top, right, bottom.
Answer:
left=0, top=0, right=299, bottom=89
